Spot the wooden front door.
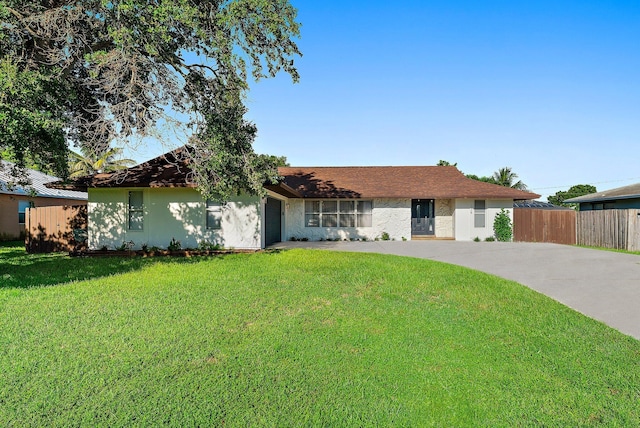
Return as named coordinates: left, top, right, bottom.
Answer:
left=411, top=199, right=435, bottom=235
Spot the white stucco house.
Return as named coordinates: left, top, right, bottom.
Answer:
left=52, top=149, right=539, bottom=250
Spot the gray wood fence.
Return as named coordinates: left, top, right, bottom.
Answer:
left=577, top=209, right=640, bottom=251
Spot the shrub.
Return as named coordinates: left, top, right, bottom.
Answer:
left=493, top=209, right=513, bottom=242
left=198, top=240, right=221, bottom=251
left=168, top=238, right=182, bottom=251
left=485, top=236, right=495, bottom=242
left=381, top=232, right=390, bottom=241
left=473, top=237, right=480, bottom=242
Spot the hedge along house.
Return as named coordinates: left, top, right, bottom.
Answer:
left=54, top=148, right=539, bottom=250
left=1, top=161, right=87, bottom=240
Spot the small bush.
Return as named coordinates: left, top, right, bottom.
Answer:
left=198, top=240, right=221, bottom=251
left=485, top=236, right=495, bottom=242
left=473, top=237, right=481, bottom=242
left=381, top=232, right=390, bottom=241
left=168, top=238, right=182, bottom=252
left=493, top=209, right=513, bottom=242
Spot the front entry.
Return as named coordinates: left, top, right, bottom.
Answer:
left=265, top=197, right=282, bottom=246
left=411, top=199, right=435, bottom=236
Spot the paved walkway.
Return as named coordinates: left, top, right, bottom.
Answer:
left=272, top=241, right=640, bottom=340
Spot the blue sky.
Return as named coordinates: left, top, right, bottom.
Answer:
left=133, top=0, right=640, bottom=201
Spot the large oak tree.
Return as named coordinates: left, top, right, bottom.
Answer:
left=0, top=0, right=301, bottom=199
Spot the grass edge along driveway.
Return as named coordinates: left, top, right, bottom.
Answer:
left=1, top=244, right=639, bottom=426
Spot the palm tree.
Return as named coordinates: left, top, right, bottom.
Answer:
left=69, top=147, right=136, bottom=178
left=492, top=167, right=528, bottom=190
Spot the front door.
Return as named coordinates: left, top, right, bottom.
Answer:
left=411, top=199, right=435, bottom=235
left=265, top=198, right=282, bottom=246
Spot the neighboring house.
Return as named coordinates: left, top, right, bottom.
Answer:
left=52, top=149, right=539, bottom=250
left=564, top=183, right=640, bottom=210
left=564, top=183, right=640, bottom=251
left=0, top=161, right=88, bottom=240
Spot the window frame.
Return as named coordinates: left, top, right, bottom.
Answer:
left=474, top=200, right=486, bottom=228
left=206, top=200, right=223, bottom=230
left=17, top=200, right=31, bottom=224
left=304, top=200, right=373, bottom=228
left=128, top=191, right=144, bottom=231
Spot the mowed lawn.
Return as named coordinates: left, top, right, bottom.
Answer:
left=1, top=242, right=639, bottom=426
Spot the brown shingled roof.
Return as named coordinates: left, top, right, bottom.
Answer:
left=277, top=166, right=540, bottom=200
left=49, top=147, right=540, bottom=201
left=47, top=148, right=197, bottom=191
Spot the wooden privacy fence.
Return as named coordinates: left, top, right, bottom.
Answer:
left=25, top=205, right=88, bottom=253
left=513, top=208, right=577, bottom=245
left=577, top=209, right=640, bottom=251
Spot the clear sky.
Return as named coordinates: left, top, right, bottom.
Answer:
left=132, top=0, right=640, bottom=201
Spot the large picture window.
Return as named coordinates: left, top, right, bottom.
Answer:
left=128, top=191, right=144, bottom=230
left=206, top=201, right=222, bottom=229
left=305, top=200, right=372, bottom=228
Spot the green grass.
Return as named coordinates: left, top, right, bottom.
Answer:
left=1, top=242, right=640, bottom=426
left=578, top=244, right=640, bottom=256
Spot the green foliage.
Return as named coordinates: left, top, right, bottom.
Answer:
left=493, top=209, right=513, bottom=242
left=2, top=243, right=640, bottom=426
left=492, top=167, right=528, bottom=190
left=436, top=160, right=457, bottom=166
left=380, top=232, right=390, bottom=241
left=198, top=240, right=222, bottom=251
left=0, top=0, right=301, bottom=197
left=0, top=60, right=69, bottom=179
left=167, top=237, right=182, bottom=252
left=466, top=167, right=528, bottom=190
left=548, top=184, right=597, bottom=207
left=466, top=174, right=497, bottom=184
left=485, top=236, right=495, bottom=242
left=69, top=147, right=135, bottom=178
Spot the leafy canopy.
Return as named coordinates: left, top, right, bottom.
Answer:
left=0, top=0, right=301, bottom=200
left=548, top=184, right=597, bottom=207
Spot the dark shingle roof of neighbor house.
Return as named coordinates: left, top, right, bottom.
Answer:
left=277, top=166, right=540, bottom=200
left=564, top=182, right=640, bottom=203
left=49, top=147, right=541, bottom=200
left=1, top=160, right=87, bottom=200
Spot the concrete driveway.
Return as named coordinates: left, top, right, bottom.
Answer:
left=272, top=241, right=640, bottom=340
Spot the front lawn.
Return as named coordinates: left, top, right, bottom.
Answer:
left=1, top=242, right=639, bottom=426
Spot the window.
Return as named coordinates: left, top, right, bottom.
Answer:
left=18, top=200, right=31, bottom=224
left=339, top=201, right=355, bottom=227
left=206, top=201, right=222, bottom=229
left=128, top=191, right=144, bottom=230
left=357, top=200, right=373, bottom=227
left=305, top=201, right=320, bottom=227
left=474, top=200, right=485, bottom=228
left=305, top=200, right=373, bottom=228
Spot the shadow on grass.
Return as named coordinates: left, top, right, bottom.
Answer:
left=0, top=242, right=207, bottom=290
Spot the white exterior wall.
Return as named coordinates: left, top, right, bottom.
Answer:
left=88, top=188, right=262, bottom=250
left=454, top=199, right=514, bottom=241
left=284, top=198, right=411, bottom=241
